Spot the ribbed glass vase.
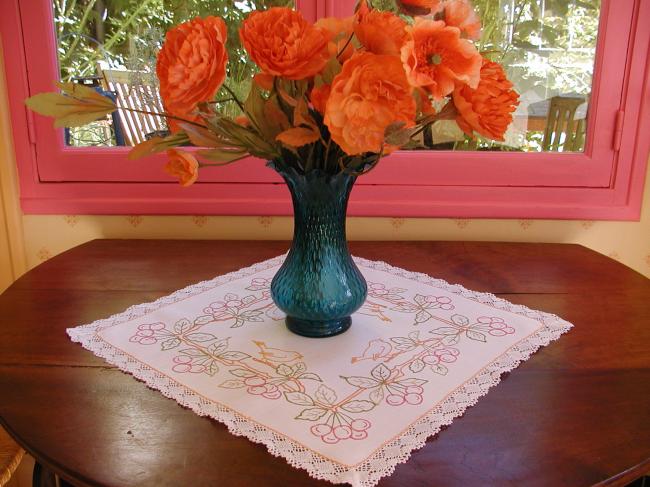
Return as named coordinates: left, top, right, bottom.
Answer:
left=269, top=160, right=367, bottom=338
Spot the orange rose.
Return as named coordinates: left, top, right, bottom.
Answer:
left=164, top=149, right=199, bottom=186
left=240, top=8, right=329, bottom=80
left=397, top=0, right=443, bottom=16
left=444, top=0, right=482, bottom=40
left=453, top=58, right=519, bottom=141
left=325, top=53, right=416, bottom=155
left=315, top=16, right=355, bottom=62
left=157, top=17, right=228, bottom=129
left=401, top=18, right=481, bottom=100
left=354, top=7, right=408, bottom=56
left=310, top=84, right=331, bottom=114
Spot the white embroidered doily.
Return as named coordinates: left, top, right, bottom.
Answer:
left=68, top=256, right=572, bottom=487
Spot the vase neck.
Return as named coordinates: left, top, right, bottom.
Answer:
left=272, top=164, right=356, bottom=247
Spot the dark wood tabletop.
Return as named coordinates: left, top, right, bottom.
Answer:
left=0, top=240, right=649, bottom=487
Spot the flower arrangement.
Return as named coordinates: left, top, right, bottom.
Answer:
left=26, top=0, right=520, bottom=186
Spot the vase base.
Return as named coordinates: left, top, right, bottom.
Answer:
left=285, top=316, right=351, bottom=338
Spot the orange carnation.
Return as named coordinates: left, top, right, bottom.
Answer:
left=164, top=149, right=199, bottom=186
left=444, top=0, right=482, bottom=40
left=156, top=16, right=228, bottom=129
left=240, top=7, right=329, bottom=80
left=401, top=18, right=481, bottom=100
left=397, top=0, right=443, bottom=16
left=354, top=7, right=408, bottom=56
left=315, top=16, right=355, bottom=62
left=453, top=58, right=519, bottom=141
left=325, top=53, right=416, bottom=155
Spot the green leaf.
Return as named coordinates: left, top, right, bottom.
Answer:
left=160, top=337, right=181, bottom=351
left=295, top=407, right=328, bottom=421
left=284, top=391, right=314, bottom=406
left=276, top=363, right=293, bottom=377
left=341, top=400, right=375, bottom=413
left=25, top=81, right=116, bottom=128
left=314, top=385, right=337, bottom=405
left=127, top=132, right=189, bottom=160
left=230, top=368, right=257, bottom=378
left=219, top=379, right=246, bottom=389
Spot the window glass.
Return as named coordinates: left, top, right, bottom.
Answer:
left=373, top=0, right=601, bottom=153
left=52, top=0, right=293, bottom=147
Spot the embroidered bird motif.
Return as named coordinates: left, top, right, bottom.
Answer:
left=351, top=338, right=392, bottom=363
left=253, top=341, right=303, bottom=363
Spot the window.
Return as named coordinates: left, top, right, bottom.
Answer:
left=1, top=0, right=649, bottom=217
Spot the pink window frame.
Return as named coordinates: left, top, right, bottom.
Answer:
left=1, top=0, right=648, bottom=218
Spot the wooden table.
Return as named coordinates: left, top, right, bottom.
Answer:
left=0, top=240, right=649, bottom=487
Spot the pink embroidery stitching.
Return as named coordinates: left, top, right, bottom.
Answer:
left=127, top=277, right=517, bottom=444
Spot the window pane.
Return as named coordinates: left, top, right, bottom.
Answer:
left=374, top=0, right=601, bottom=153
left=52, top=0, right=293, bottom=147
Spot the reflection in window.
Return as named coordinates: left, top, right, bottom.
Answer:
left=52, top=0, right=293, bottom=147
left=374, top=0, right=600, bottom=153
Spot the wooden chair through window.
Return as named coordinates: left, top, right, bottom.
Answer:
left=542, top=95, right=587, bottom=152
left=100, top=68, right=167, bottom=146
left=0, top=426, right=24, bottom=487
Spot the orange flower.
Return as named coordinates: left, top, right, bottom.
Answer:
left=401, top=18, right=481, bottom=100
left=397, top=0, right=443, bottom=16
left=325, top=52, right=416, bottom=155
left=310, top=84, right=331, bottom=114
left=444, top=0, right=482, bottom=40
left=315, top=16, right=355, bottom=62
left=354, top=7, right=408, bottom=56
left=240, top=7, right=329, bottom=80
left=164, top=149, right=199, bottom=186
left=453, top=58, right=520, bottom=141
left=157, top=17, right=228, bottom=129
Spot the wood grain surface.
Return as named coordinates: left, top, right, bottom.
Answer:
left=0, top=240, right=648, bottom=487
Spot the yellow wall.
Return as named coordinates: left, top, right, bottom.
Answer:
left=1, top=42, right=649, bottom=283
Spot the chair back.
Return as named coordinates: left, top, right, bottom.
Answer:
left=100, top=68, right=167, bottom=146
left=542, top=96, right=587, bottom=152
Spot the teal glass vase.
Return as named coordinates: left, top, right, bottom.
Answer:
left=269, top=160, right=367, bottom=338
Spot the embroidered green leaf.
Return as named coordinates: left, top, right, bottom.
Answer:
left=276, top=363, right=293, bottom=377
left=315, top=385, right=337, bottom=405
left=206, top=360, right=219, bottom=376
left=466, top=330, right=487, bottom=342
left=370, top=363, right=391, bottom=382
left=160, top=337, right=181, bottom=351
left=409, top=358, right=425, bottom=373
left=430, top=363, right=449, bottom=376
left=390, top=336, right=417, bottom=351
left=342, top=376, right=380, bottom=389
left=292, top=362, right=307, bottom=375
left=186, top=332, right=216, bottom=343
left=414, top=310, right=431, bottom=324
left=208, top=338, right=229, bottom=355
left=178, top=348, right=207, bottom=357
left=441, top=334, right=460, bottom=346
left=218, top=351, right=251, bottom=361
left=298, top=372, right=322, bottom=382
left=219, top=379, right=246, bottom=389
left=284, top=391, right=314, bottom=406
left=430, top=327, right=460, bottom=336
left=194, top=315, right=215, bottom=325
left=451, top=314, right=470, bottom=326
left=369, top=387, right=384, bottom=404
left=341, top=400, right=375, bottom=413
left=399, top=378, right=427, bottom=387
left=295, top=407, right=328, bottom=421
left=229, top=368, right=257, bottom=378
left=173, top=319, right=193, bottom=334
